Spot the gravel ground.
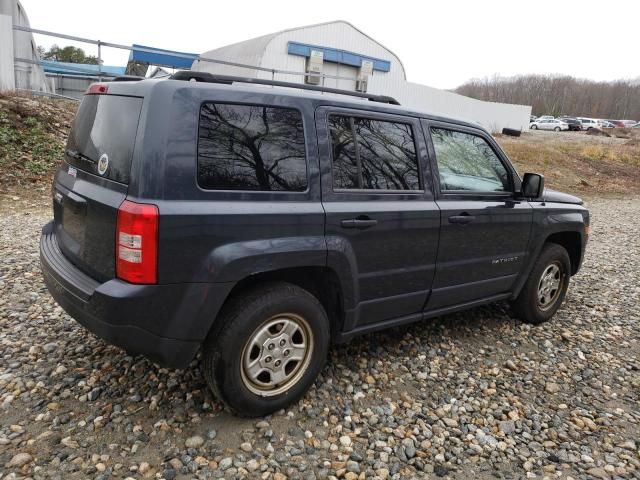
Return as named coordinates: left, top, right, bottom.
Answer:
left=1, top=197, right=639, bottom=480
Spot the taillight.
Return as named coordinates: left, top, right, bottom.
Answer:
left=86, top=84, right=108, bottom=94
left=116, top=200, right=158, bottom=284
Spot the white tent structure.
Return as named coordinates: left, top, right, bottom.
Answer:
left=193, top=21, right=531, bottom=132
left=0, top=0, right=50, bottom=92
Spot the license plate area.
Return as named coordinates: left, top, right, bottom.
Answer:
left=58, top=189, right=87, bottom=247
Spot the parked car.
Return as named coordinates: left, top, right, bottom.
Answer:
left=530, top=115, right=537, bottom=123
left=577, top=118, right=599, bottom=131
left=40, top=72, right=590, bottom=416
left=557, top=117, right=582, bottom=131
left=600, top=121, right=616, bottom=129
left=530, top=119, right=570, bottom=131
left=537, top=115, right=554, bottom=121
left=606, top=120, right=626, bottom=128
left=621, top=120, right=637, bottom=128
left=632, top=123, right=640, bottom=128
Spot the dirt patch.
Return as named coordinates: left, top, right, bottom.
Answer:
left=495, top=130, right=640, bottom=195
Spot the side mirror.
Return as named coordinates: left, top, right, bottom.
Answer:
left=521, top=173, right=545, bottom=199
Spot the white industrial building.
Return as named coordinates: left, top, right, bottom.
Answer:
left=193, top=21, right=531, bottom=132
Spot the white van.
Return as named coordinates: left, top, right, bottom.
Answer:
left=577, top=118, right=598, bottom=131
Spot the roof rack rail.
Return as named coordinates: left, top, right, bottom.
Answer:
left=112, top=75, right=145, bottom=82
left=168, top=70, right=400, bottom=105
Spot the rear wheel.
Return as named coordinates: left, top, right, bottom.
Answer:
left=202, top=282, right=330, bottom=417
left=554, top=126, right=561, bottom=132
left=512, top=243, right=570, bottom=324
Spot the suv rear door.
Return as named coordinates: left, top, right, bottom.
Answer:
left=52, top=90, right=143, bottom=281
left=316, top=107, right=440, bottom=330
left=423, top=120, right=532, bottom=309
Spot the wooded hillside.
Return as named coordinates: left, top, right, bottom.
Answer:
left=456, top=75, right=640, bottom=120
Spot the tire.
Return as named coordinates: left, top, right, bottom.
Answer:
left=554, top=127, right=561, bottom=132
left=202, top=282, right=330, bottom=417
left=512, top=243, right=571, bottom=325
left=502, top=128, right=521, bottom=137
left=530, top=124, right=538, bottom=130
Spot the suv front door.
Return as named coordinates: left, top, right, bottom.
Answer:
left=316, top=107, right=440, bottom=330
left=423, top=121, right=533, bottom=310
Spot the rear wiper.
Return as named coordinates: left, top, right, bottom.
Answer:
left=66, top=149, right=96, bottom=164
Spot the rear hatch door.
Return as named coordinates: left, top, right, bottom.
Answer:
left=53, top=91, right=143, bottom=281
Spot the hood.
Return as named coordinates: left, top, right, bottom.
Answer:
left=542, top=189, right=583, bottom=205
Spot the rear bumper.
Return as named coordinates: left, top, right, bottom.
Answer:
left=40, top=221, right=233, bottom=368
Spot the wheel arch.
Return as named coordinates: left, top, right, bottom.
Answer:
left=545, top=231, right=583, bottom=275
left=217, top=266, right=347, bottom=339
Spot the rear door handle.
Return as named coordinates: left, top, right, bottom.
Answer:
left=341, top=218, right=378, bottom=229
left=448, top=214, right=476, bottom=225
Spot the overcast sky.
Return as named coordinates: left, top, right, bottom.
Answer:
left=22, top=0, right=639, bottom=89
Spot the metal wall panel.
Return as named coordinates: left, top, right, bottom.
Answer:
left=0, top=15, right=15, bottom=90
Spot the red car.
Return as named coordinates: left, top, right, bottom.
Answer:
left=606, top=120, right=626, bottom=128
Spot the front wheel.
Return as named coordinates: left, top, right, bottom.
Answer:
left=530, top=124, right=538, bottom=130
left=512, top=243, right=571, bottom=324
left=202, top=282, right=329, bottom=417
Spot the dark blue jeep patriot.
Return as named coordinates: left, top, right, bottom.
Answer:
left=40, top=73, right=589, bottom=416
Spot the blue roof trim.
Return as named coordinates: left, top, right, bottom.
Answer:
left=41, top=60, right=126, bottom=76
left=129, top=44, right=198, bottom=69
left=287, top=41, right=391, bottom=72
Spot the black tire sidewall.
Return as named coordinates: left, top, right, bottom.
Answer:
left=515, top=244, right=571, bottom=324
left=204, top=284, right=329, bottom=416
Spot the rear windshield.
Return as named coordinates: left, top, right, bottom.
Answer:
left=66, top=94, right=143, bottom=184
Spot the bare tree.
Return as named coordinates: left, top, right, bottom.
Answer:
left=456, top=75, right=640, bottom=120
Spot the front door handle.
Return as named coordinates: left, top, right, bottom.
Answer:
left=341, top=217, right=378, bottom=229
left=448, top=214, right=476, bottom=225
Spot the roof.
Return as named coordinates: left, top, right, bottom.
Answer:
left=128, top=44, right=198, bottom=69
left=104, top=77, right=483, bottom=132
left=41, top=60, right=126, bottom=76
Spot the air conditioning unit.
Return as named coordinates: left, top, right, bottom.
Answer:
left=356, top=60, right=374, bottom=93
left=305, top=50, right=323, bottom=85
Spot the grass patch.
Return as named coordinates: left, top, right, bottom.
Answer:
left=0, top=93, right=76, bottom=187
left=497, top=134, right=640, bottom=195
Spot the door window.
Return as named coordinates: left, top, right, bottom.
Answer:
left=328, top=115, right=420, bottom=191
left=430, top=128, right=511, bottom=193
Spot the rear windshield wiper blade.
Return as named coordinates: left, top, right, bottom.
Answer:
left=66, top=149, right=96, bottom=164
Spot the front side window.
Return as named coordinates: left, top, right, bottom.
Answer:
left=430, top=128, right=510, bottom=193
left=198, top=103, right=307, bottom=191
left=328, top=114, right=420, bottom=191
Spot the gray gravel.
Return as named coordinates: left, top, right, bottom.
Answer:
left=1, top=196, right=639, bottom=480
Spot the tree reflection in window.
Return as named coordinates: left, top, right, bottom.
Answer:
left=198, top=103, right=307, bottom=191
left=355, top=118, right=419, bottom=190
left=430, top=128, right=509, bottom=192
left=329, top=115, right=420, bottom=191
left=329, top=116, right=360, bottom=189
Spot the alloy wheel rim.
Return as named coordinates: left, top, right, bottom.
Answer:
left=240, top=313, right=313, bottom=397
left=537, top=263, right=563, bottom=311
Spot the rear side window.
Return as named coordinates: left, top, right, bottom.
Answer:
left=66, top=95, right=143, bottom=184
left=430, top=128, right=510, bottom=193
left=328, top=114, right=420, bottom=191
left=198, top=103, right=307, bottom=191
